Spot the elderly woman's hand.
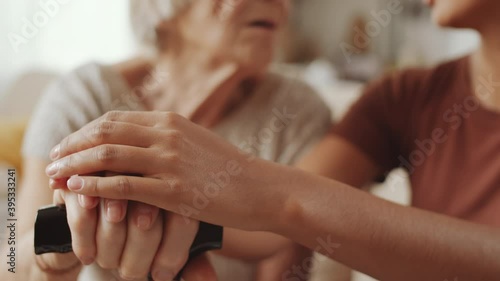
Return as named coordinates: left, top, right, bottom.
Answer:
left=46, top=111, right=285, bottom=232
left=49, top=185, right=202, bottom=281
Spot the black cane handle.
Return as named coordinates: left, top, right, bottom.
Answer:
left=34, top=205, right=223, bottom=280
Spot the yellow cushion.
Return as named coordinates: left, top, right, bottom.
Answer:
left=0, top=119, right=27, bottom=175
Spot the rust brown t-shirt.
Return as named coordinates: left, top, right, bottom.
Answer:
left=332, top=56, right=500, bottom=226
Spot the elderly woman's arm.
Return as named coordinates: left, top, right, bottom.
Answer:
left=0, top=159, right=82, bottom=281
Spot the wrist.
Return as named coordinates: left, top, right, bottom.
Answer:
left=275, top=168, right=307, bottom=238
left=239, top=158, right=284, bottom=232
left=266, top=166, right=326, bottom=243
left=251, top=160, right=305, bottom=236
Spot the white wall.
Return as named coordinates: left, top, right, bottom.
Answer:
left=296, top=0, right=480, bottom=66
left=297, top=0, right=383, bottom=59
left=0, top=0, right=136, bottom=99
left=395, top=18, right=479, bottom=67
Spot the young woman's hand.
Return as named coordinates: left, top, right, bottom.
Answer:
left=46, top=111, right=285, bottom=232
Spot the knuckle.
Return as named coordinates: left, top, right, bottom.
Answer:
left=72, top=242, right=93, bottom=260
left=164, top=130, right=184, bottom=148
left=59, top=155, right=73, bottom=172
left=119, top=268, right=147, bottom=281
left=116, top=177, right=132, bottom=197
left=167, top=254, right=189, bottom=273
left=165, top=178, right=188, bottom=193
left=103, top=111, right=121, bottom=122
left=165, top=129, right=183, bottom=139
left=60, top=135, right=71, bottom=154
left=95, top=145, right=118, bottom=163
left=161, top=178, right=180, bottom=193
left=69, top=214, right=88, bottom=234
left=87, top=178, right=99, bottom=195
left=96, top=259, right=119, bottom=270
left=53, top=190, right=65, bottom=204
left=157, top=143, right=182, bottom=164
left=154, top=254, right=189, bottom=275
left=161, top=112, right=180, bottom=127
left=160, top=151, right=181, bottom=165
left=92, top=121, right=115, bottom=142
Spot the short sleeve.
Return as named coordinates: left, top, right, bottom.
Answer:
left=21, top=64, right=117, bottom=161
left=331, top=71, right=416, bottom=174
left=274, top=79, right=333, bottom=165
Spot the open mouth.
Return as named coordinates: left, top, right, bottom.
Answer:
left=248, top=20, right=277, bottom=30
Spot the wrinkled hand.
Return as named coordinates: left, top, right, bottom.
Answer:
left=48, top=184, right=201, bottom=281
left=46, top=111, right=282, bottom=232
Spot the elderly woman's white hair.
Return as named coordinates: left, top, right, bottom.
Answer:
left=130, top=0, right=193, bottom=51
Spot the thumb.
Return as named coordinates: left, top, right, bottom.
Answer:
left=20, top=229, right=82, bottom=274
left=36, top=252, right=81, bottom=273
left=53, top=189, right=66, bottom=205
left=34, top=190, right=83, bottom=272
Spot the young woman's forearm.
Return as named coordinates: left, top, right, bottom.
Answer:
left=273, top=167, right=500, bottom=281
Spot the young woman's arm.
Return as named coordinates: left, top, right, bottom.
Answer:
left=276, top=164, right=500, bottom=281
left=47, top=111, right=500, bottom=281
left=252, top=135, right=381, bottom=281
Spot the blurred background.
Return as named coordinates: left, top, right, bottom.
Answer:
left=0, top=0, right=482, bottom=280
left=0, top=0, right=479, bottom=99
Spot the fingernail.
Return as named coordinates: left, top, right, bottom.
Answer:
left=45, top=162, right=59, bottom=177
left=49, top=178, right=56, bottom=189
left=78, top=195, right=87, bottom=208
left=68, top=177, right=84, bottom=191
left=50, top=145, right=60, bottom=160
left=136, top=206, right=153, bottom=229
left=137, top=215, right=152, bottom=230
left=50, top=178, right=68, bottom=189
left=106, top=201, right=125, bottom=223
left=78, top=195, right=97, bottom=209
left=154, top=270, right=174, bottom=281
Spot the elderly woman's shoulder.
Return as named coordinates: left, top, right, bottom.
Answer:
left=45, top=62, right=120, bottom=96
left=57, top=62, right=110, bottom=84
left=42, top=62, right=132, bottom=108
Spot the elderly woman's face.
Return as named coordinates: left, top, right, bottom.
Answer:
left=178, top=0, right=289, bottom=75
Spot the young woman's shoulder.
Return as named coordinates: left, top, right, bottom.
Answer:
left=365, top=56, right=469, bottom=105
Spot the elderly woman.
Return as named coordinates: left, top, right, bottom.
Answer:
left=0, top=0, right=332, bottom=281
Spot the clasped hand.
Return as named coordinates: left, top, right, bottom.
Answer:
left=45, top=111, right=282, bottom=280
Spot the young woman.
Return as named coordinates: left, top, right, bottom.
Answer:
left=0, top=0, right=334, bottom=281
left=43, top=0, right=500, bottom=280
